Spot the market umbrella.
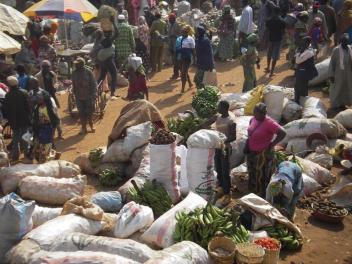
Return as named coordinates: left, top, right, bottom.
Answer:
left=0, top=3, right=29, bottom=35
left=0, top=31, right=21, bottom=55
left=23, top=0, right=98, bottom=22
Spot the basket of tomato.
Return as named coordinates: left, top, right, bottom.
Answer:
left=254, top=237, right=281, bottom=264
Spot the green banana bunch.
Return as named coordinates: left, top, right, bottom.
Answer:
left=128, top=180, right=173, bottom=217
left=192, top=86, right=220, bottom=118
left=261, top=225, right=302, bottom=250
left=98, top=168, right=124, bottom=187
left=89, top=148, right=104, bottom=169
left=167, top=115, right=204, bottom=142
left=173, top=204, right=249, bottom=249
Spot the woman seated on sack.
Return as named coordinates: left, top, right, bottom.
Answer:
left=246, top=102, right=286, bottom=198
left=31, top=90, right=60, bottom=163
left=266, top=161, right=304, bottom=221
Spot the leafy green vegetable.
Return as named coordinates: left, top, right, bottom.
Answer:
left=192, top=86, right=220, bottom=118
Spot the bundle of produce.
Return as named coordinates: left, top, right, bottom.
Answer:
left=192, top=85, right=220, bottom=118
left=98, top=167, right=124, bottom=187
left=167, top=114, right=203, bottom=143
left=150, top=129, right=176, bottom=145
left=173, top=204, right=249, bottom=249
left=274, top=151, right=301, bottom=168
left=128, top=180, right=172, bottom=218
left=260, top=225, right=302, bottom=250
left=297, top=188, right=329, bottom=211
left=89, top=148, right=104, bottom=169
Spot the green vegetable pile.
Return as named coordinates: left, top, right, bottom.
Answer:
left=167, top=114, right=203, bottom=143
left=128, top=180, right=173, bottom=218
left=192, top=86, right=220, bottom=118
left=274, top=151, right=302, bottom=169
left=98, top=168, right=124, bottom=187
left=89, top=148, right=104, bottom=169
left=173, top=204, right=249, bottom=248
left=261, top=225, right=302, bottom=250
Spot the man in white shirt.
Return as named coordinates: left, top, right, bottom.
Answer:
left=238, top=0, right=254, bottom=48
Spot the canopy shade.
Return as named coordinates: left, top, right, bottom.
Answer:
left=0, top=31, right=21, bottom=55
left=0, top=3, right=29, bottom=35
left=23, top=0, right=98, bottom=22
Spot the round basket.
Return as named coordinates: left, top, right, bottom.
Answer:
left=306, top=133, right=328, bottom=150
left=260, top=239, right=281, bottom=264
left=236, top=243, right=265, bottom=264
left=208, top=236, right=236, bottom=264
left=312, top=209, right=348, bottom=224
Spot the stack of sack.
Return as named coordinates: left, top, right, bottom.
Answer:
left=0, top=160, right=83, bottom=205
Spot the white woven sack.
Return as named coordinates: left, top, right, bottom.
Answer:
left=150, top=142, right=180, bottom=203
left=187, top=148, right=216, bottom=200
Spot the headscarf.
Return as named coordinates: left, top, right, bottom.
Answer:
left=220, top=5, right=235, bottom=32
left=137, top=16, right=150, bottom=51
left=338, top=0, right=352, bottom=37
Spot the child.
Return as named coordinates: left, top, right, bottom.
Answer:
left=126, top=64, right=149, bottom=101
left=309, top=17, right=324, bottom=51
left=31, top=91, right=60, bottom=163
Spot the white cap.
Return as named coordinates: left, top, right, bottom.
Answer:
left=6, top=76, right=18, bottom=87
left=117, top=14, right=125, bottom=20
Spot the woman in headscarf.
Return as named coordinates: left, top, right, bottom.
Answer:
left=240, top=33, right=260, bottom=92
left=294, top=36, right=318, bottom=104
left=217, top=5, right=236, bottom=61
left=336, top=0, right=352, bottom=44
left=136, top=16, right=151, bottom=73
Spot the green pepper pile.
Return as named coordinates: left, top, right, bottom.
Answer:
left=192, top=86, right=220, bottom=118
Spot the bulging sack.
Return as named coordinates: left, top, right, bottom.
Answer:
left=91, top=191, right=123, bottom=212
left=282, top=98, right=302, bottom=122
left=141, top=192, right=207, bottom=249
left=48, top=233, right=156, bottom=263
left=0, top=193, right=35, bottom=260
left=187, top=148, right=216, bottom=200
left=144, top=241, right=209, bottom=264
left=0, top=160, right=81, bottom=194
left=27, top=250, right=140, bottom=264
left=263, top=85, right=285, bottom=122
left=32, top=206, right=62, bottom=227
left=334, top=109, right=352, bottom=129
left=103, top=122, right=152, bottom=163
left=300, top=96, right=327, bottom=119
left=221, top=92, right=250, bottom=111
left=114, top=201, right=154, bottom=238
left=25, top=214, right=105, bottom=249
left=150, top=142, right=181, bottom=203
left=283, top=118, right=346, bottom=139
left=296, top=157, right=334, bottom=185
left=187, top=129, right=226, bottom=149
left=309, top=57, right=331, bottom=86
left=19, top=175, right=86, bottom=205
left=302, top=173, right=321, bottom=196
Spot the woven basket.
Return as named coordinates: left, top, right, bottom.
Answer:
left=262, top=239, right=281, bottom=264
left=208, top=236, right=236, bottom=264
left=236, top=243, right=265, bottom=264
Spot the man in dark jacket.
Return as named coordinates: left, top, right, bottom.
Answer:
left=3, top=76, right=31, bottom=161
left=194, top=26, right=215, bottom=89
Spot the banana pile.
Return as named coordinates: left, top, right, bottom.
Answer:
left=89, top=148, right=104, bottom=169
left=128, top=180, right=173, bottom=218
left=173, top=204, right=249, bottom=249
left=261, top=225, right=302, bottom=250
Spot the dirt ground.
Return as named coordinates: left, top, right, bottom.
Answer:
left=54, top=50, right=352, bottom=264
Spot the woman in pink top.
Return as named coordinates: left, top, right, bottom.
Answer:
left=246, top=103, right=286, bottom=198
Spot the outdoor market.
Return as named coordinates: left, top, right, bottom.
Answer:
left=0, top=0, right=351, bottom=263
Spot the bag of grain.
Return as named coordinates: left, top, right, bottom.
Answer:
left=19, top=175, right=86, bottom=205
left=141, top=192, right=207, bottom=248
left=300, top=96, right=327, bottom=119
left=334, top=109, right=352, bottom=129
left=32, top=206, right=62, bottom=227
left=282, top=98, right=302, bottom=122
left=263, top=85, right=285, bottom=122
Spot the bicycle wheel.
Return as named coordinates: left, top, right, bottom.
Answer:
left=2, top=122, right=12, bottom=139
left=67, top=93, right=76, bottom=117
